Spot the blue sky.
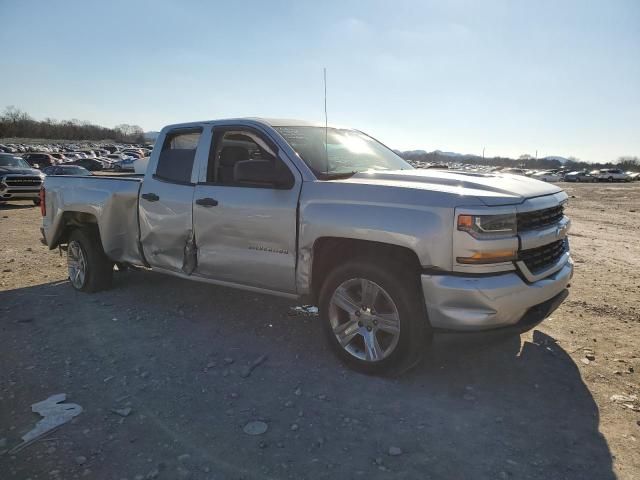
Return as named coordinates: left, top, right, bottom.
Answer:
left=1, top=0, right=638, bottom=162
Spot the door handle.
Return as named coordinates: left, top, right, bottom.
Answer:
left=141, top=192, right=159, bottom=202
left=195, top=197, right=219, bottom=207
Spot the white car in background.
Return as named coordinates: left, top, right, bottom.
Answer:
left=105, top=154, right=136, bottom=172
left=597, top=169, right=631, bottom=182
left=62, top=153, right=82, bottom=162
left=533, top=170, right=562, bottom=182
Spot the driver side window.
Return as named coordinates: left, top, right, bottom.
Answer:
left=206, top=129, right=292, bottom=188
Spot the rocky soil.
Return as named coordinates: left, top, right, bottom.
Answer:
left=1, top=182, right=639, bottom=479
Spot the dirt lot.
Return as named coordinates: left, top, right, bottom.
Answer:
left=1, top=182, right=639, bottom=480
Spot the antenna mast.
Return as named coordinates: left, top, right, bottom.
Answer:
left=324, top=67, right=328, bottom=173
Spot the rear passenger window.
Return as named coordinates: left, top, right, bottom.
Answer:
left=155, top=129, right=202, bottom=184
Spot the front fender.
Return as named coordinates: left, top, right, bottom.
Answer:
left=297, top=189, right=454, bottom=294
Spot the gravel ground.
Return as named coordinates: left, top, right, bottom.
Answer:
left=1, top=182, right=639, bottom=480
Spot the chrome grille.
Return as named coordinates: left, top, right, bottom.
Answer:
left=517, top=205, right=564, bottom=232
left=4, top=176, right=42, bottom=187
left=519, top=239, right=567, bottom=274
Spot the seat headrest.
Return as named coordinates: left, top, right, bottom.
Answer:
left=220, top=146, right=249, bottom=166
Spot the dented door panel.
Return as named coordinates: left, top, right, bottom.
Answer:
left=138, top=178, right=195, bottom=272
left=137, top=126, right=208, bottom=273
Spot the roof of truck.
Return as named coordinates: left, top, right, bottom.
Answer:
left=162, top=117, right=341, bottom=130
left=247, top=118, right=325, bottom=127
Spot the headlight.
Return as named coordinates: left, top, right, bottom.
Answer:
left=457, top=213, right=517, bottom=238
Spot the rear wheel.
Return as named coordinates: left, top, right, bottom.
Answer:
left=67, top=228, right=113, bottom=292
left=319, top=259, right=431, bottom=374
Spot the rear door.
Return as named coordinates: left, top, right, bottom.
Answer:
left=192, top=125, right=301, bottom=294
left=139, top=127, right=205, bottom=273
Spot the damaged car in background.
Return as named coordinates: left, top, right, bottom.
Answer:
left=40, top=118, right=573, bottom=373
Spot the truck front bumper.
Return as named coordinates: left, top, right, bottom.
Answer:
left=421, top=259, right=573, bottom=332
left=0, top=190, right=40, bottom=200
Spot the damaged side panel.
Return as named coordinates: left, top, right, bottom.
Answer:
left=182, top=229, right=197, bottom=274
left=138, top=180, right=196, bottom=273
left=296, top=243, right=313, bottom=296
left=98, top=184, right=145, bottom=264
left=42, top=176, right=145, bottom=265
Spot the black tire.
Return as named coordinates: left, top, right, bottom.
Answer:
left=32, top=199, right=41, bottom=206
left=67, top=227, right=113, bottom=292
left=319, top=259, right=431, bottom=375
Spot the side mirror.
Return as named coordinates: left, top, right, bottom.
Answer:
left=234, top=160, right=294, bottom=189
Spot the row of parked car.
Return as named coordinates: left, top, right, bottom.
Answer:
left=0, top=143, right=151, bottom=205
left=503, top=167, right=640, bottom=182
left=407, top=161, right=639, bottom=182
left=0, top=142, right=151, bottom=173
left=24, top=149, right=149, bottom=173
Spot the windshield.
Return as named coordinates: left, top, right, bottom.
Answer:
left=0, top=155, right=30, bottom=168
left=274, top=126, right=412, bottom=178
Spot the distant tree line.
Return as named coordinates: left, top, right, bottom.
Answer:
left=399, top=150, right=639, bottom=172
left=0, top=106, right=145, bottom=143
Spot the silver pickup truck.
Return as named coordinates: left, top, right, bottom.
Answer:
left=41, top=118, right=573, bottom=373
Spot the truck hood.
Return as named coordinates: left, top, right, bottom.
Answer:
left=0, top=166, right=42, bottom=176
left=339, top=169, right=563, bottom=206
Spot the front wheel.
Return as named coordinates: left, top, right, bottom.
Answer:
left=67, top=228, right=114, bottom=292
left=319, top=260, right=431, bottom=374
left=32, top=199, right=41, bottom=206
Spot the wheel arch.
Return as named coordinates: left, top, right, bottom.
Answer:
left=53, top=211, right=100, bottom=247
left=309, top=237, right=422, bottom=304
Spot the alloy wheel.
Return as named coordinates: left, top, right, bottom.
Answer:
left=328, top=278, right=401, bottom=362
left=67, top=240, right=87, bottom=289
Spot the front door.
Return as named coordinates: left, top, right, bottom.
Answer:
left=138, top=127, right=204, bottom=272
left=193, top=126, right=301, bottom=294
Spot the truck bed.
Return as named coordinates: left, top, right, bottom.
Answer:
left=42, top=175, right=145, bottom=265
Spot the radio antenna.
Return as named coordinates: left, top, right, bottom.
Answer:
left=324, top=67, right=329, bottom=174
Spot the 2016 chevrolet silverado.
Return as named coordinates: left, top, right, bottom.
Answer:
left=41, top=118, right=573, bottom=373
